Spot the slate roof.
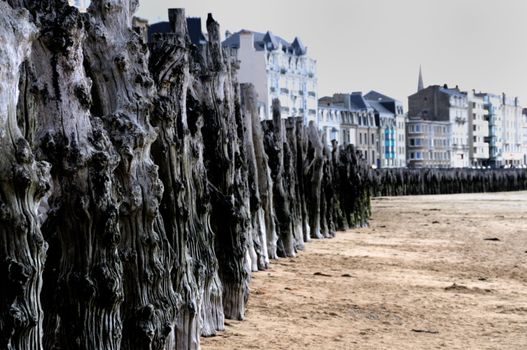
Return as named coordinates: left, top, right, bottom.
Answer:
left=148, top=18, right=207, bottom=45
left=367, top=101, right=393, bottom=116
left=187, top=17, right=207, bottom=45
left=222, top=30, right=307, bottom=55
left=349, top=92, right=372, bottom=111
left=364, top=90, right=400, bottom=104
left=439, top=87, right=465, bottom=98
left=148, top=21, right=170, bottom=42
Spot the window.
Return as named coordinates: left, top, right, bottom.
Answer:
left=359, top=133, right=362, bottom=144
left=371, top=134, right=375, bottom=144
left=410, top=152, right=415, bottom=159
left=416, top=152, right=422, bottom=159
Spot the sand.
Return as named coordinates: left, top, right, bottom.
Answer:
left=201, top=192, right=527, bottom=350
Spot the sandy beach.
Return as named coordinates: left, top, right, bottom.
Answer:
left=202, top=192, right=527, bottom=350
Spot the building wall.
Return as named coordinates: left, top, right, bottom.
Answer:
left=265, top=43, right=317, bottom=122
left=467, top=92, right=489, bottom=166
left=406, top=118, right=450, bottom=168
left=236, top=33, right=270, bottom=119
left=449, top=96, right=470, bottom=168
left=501, top=94, right=523, bottom=166
left=409, top=86, right=469, bottom=168
left=395, top=114, right=407, bottom=167
left=522, top=111, right=527, bottom=165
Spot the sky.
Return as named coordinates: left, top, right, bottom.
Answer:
left=135, top=0, right=527, bottom=107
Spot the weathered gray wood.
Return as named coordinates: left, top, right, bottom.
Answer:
left=83, top=1, right=177, bottom=348
left=0, top=4, right=49, bottom=349
left=0, top=3, right=388, bottom=349
left=198, top=14, right=250, bottom=321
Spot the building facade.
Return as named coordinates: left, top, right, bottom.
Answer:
left=406, top=116, right=450, bottom=168
left=318, top=93, right=377, bottom=167
left=365, top=91, right=406, bottom=168
left=408, top=85, right=470, bottom=168
left=500, top=94, right=524, bottom=166
left=223, top=30, right=317, bottom=123
left=466, top=91, right=489, bottom=166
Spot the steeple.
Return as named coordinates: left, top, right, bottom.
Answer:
left=417, top=65, right=424, bottom=92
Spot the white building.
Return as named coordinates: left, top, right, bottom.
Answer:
left=500, top=94, right=524, bottom=166
left=68, top=0, right=89, bottom=12
left=523, top=109, right=527, bottom=166
left=466, top=91, right=489, bottom=166
left=223, top=30, right=318, bottom=123
left=365, top=91, right=407, bottom=168
left=476, top=92, right=525, bottom=167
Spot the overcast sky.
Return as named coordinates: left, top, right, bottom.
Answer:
left=136, top=0, right=527, bottom=107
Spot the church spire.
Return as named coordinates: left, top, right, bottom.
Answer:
left=418, top=65, right=424, bottom=92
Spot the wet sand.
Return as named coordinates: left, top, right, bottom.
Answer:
left=202, top=192, right=527, bottom=350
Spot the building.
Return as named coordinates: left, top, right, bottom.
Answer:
left=223, top=30, right=318, bottom=123
left=149, top=17, right=208, bottom=46
left=365, top=91, right=407, bottom=168
left=523, top=109, right=527, bottom=166
left=475, top=92, right=524, bottom=167
left=500, top=94, right=524, bottom=166
left=476, top=93, right=503, bottom=167
left=68, top=0, right=89, bottom=12
left=406, top=116, right=450, bottom=168
left=408, top=84, right=470, bottom=168
left=466, top=91, right=489, bottom=167
left=318, top=93, right=378, bottom=167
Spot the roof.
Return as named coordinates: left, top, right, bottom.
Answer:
left=364, top=90, right=400, bottom=104
left=367, top=101, right=394, bottom=116
left=349, top=92, right=372, bottom=111
left=439, top=87, right=465, bottom=98
left=223, top=30, right=307, bottom=55
left=148, top=18, right=207, bottom=45
left=187, top=17, right=207, bottom=45
left=148, top=21, right=170, bottom=42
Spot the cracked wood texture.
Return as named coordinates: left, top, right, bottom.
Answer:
left=4, top=2, right=522, bottom=350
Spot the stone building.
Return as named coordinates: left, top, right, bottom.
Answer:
left=408, top=84, right=470, bottom=168
left=222, top=30, right=318, bottom=123
left=318, top=93, right=377, bottom=167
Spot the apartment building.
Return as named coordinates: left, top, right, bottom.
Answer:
left=318, top=93, right=377, bottom=167
left=466, top=91, right=489, bottom=166
left=408, top=84, right=470, bottom=168
left=223, top=30, right=317, bottom=123
left=365, top=91, right=406, bottom=168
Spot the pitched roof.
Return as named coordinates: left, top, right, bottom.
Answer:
left=364, top=90, right=400, bottom=103
left=439, top=87, right=465, bottom=98
left=187, top=17, right=207, bottom=45
left=223, top=30, right=306, bottom=55
left=368, top=101, right=394, bottom=116
left=349, top=92, right=372, bottom=110
left=148, top=18, right=207, bottom=45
